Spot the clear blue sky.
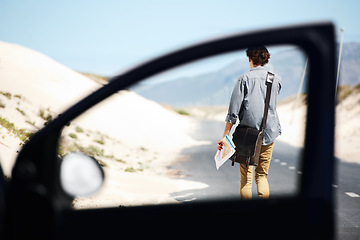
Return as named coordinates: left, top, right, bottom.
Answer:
left=1, top=0, right=359, bottom=76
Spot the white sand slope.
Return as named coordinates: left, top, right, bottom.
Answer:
left=334, top=90, right=360, bottom=163
left=276, top=92, right=360, bottom=164
left=0, top=41, right=100, bottom=113
left=276, top=95, right=306, bottom=148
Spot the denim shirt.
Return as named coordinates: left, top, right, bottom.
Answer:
left=225, top=66, right=282, bottom=145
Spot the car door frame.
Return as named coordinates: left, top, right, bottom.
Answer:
left=6, top=21, right=336, bottom=239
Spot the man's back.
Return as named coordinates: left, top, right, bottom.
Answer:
left=227, top=66, right=282, bottom=145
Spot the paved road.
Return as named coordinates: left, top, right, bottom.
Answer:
left=170, top=119, right=360, bottom=239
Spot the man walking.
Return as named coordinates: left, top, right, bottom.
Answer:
left=217, top=46, right=282, bottom=199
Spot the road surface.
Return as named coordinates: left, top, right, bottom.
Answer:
left=169, top=119, right=360, bottom=239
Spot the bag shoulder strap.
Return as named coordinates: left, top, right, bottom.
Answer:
left=262, top=72, right=275, bottom=130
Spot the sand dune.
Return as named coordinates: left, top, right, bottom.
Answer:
left=276, top=92, right=360, bottom=164
left=0, top=41, right=100, bottom=113
left=334, top=88, right=360, bottom=163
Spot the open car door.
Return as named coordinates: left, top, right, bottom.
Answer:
left=4, top=22, right=336, bottom=239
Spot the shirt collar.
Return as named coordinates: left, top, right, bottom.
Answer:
left=250, top=66, right=265, bottom=71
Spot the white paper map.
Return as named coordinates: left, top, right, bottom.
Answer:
left=214, top=135, right=235, bottom=170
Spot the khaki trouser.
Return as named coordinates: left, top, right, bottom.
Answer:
left=240, top=142, right=274, bottom=199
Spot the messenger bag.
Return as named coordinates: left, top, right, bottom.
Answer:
left=231, top=72, right=274, bottom=167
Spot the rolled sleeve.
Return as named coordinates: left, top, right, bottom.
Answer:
left=225, top=78, right=245, bottom=124
left=225, top=113, right=238, bottom=124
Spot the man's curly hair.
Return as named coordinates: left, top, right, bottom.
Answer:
left=246, top=46, right=270, bottom=66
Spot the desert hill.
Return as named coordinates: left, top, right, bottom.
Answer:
left=0, top=41, right=100, bottom=113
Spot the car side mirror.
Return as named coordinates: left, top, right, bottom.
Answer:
left=60, top=152, right=104, bottom=197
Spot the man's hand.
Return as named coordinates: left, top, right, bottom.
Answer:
left=218, top=122, right=233, bottom=151
left=217, top=140, right=224, bottom=151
